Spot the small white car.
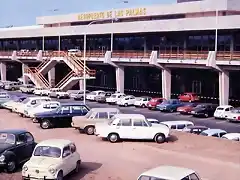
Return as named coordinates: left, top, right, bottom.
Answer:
left=22, top=139, right=81, bottom=180
left=49, top=88, right=69, bottom=99
left=225, top=107, right=240, bottom=122
left=68, top=49, right=81, bottom=56
left=214, top=105, right=233, bottom=119
left=86, top=90, right=105, bottom=101
left=137, top=165, right=202, bottom=180
left=134, top=96, right=152, bottom=108
left=160, top=121, right=194, bottom=132
left=222, top=133, right=240, bottom=141
left=106, top=93, right=125, bottom=105
left=95, top=114, right=170, bottom=143
left=117, top=95, right=136, bottom=106
left=200, top=129, right=227, bottom=138
left=25, top=101, right=61, bottom=119
left=34, top=88, right=50, bottom=96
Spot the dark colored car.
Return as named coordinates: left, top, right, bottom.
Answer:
left=177, top=103, right=198, bottom=114
left=147, top=98, right=165, bottom=110
left=34, top=103, right=90, bottom=129
left=178, top=92, right=200, bottom=102
left=191, top=103, right=218, bottom=118
left=0, top=129, right=36, bottom=173
left=95, top=92, right=114, bottom=103
left=156, top=99, right=184, bottom=112
left=184, top=125, right=209, bottom=135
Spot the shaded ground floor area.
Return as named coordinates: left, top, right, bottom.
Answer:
left=1, top=62, right=240, bottom=106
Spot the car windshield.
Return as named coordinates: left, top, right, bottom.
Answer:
left=22, top=98, right=30, bottom=104
left=34, top=146, right=61, bottom=158
left=0, top=133, right=16, bottom=144
left=138, top=175, right=167, bottom=180
left=231, top=109, right=240, bottom=113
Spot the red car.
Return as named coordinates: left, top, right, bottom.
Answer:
left=147, top=98, right=165, bottom=110
left=178, top=92, right=199, bottom=102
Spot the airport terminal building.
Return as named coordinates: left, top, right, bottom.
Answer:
left=0, top=0, right=240, bottom=105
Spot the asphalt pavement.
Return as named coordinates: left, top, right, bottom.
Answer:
left=8, top=91, right=240, bottom=133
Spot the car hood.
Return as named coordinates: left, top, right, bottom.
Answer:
left=0, top=143, right=15, bottom=154
left=26, top=157, right=60, bottom=169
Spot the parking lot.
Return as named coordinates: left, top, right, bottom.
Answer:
left=0, top=107, right=239, bottom=180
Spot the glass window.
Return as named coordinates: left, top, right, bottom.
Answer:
left=60, top=106, right=70, bottom=114
left=133, top=119, right=144, bottom=126
left=98, top=112, right=108, bottom=118
left=70, top=143, right=76, bottom=153
left=212, top=133, right=219, bottom=137
left=121, top=119, right=132, bottom=126
left=181, top=176, right=190, bottom=180
left=63, top=146, right=71, bottom=158
left=25, top=132, right=34, bottom=142
left=189, top=173, right=200, bottom=180
left=177, top=124, right=186, bottom=129
left=31, top=100, right=37, bottom=105
left=50, top=103, right=59, bottom=109
left=217, top=107, right=224, bottom=111
left=225, top=108, right=230, bottom=111
left=17, top=134, right=26, bottom=144
left=219, top=132, right=226, bottom=137
left=171, top=125, right=177, bottom=129
left=138, top=175, right=165, bottom=180
left=34, top=146, right=61, bottom=158
left=0, top=133, right=15, bottom=144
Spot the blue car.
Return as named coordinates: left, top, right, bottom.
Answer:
left=34, top=103, right=90, bottom=129
left=156, top=99, right=184, bottom=112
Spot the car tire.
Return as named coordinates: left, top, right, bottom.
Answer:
left=55, top=171, right=63, bottom=180
left=204, top=113, right=209, bottom=118
left=11, top=87, right=15, bottom=91
left=108, top=133, right=119, bottom=143
left=40, top=120, right=51, bottom=129
left=5, top=160, right=16, bottom=173
left=85, top=126, right=95, bottom=135
left=169, top=109, right=174, bottom=113
left=141, top=104, right=146, bottom=108
left=124, top=103, right=128, bottom=107
left=154, top=133, right=166, bottom=144
left=74, top=160, right=81, bottom=173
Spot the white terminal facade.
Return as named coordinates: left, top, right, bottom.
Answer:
left=0, top=0, right=240, bottom=105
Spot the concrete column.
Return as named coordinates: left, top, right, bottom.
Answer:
left=230, top=35, right=234, bottom=52
left=143, top=37, right=147, bottom=54
left=79, top=80, right=84, bottom=91
left=0, top=63, right=6, bottom=81
left=116, top=66, right=124, bottom=93
left=219, top=70, right=229, bottom=105
left=22, top=64, right=29, bottom=85
left=162, top=68, right=171, bottom=99
left=48, top=68, right=55, bottom=88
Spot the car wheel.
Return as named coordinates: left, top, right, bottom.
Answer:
left=6, top=160, right=16, bottom=173
left=85, top=126, right=95, bottom=135
left=169, top=109, right=174, bottom=113
left=40, top=120, right=51, bottom=129
left=141, top=104, right=146, bottom=108
left=108, top=133, right=119, bottom=143
left=56, top=171, right=63, bottom=180
left=204, top=113, right=209, bottom=118
left=124, top=103, right=128, bottom=107
left=74, top=160, right=81, bottom=173
left=57, top=95, right=60, bottom=99
left=11, top=87, right=15, bottom=91
left=32, top=118, right=38, bottom=123
left=154, top=133, right=166, bottom=144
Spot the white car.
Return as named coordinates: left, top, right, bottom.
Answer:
left=134, top=96, right=152, bottom=108
left=95, top=114, right=170, bottom=143
left=160, top=121, right=194, bottom=132
left=137, top=165, right=202, bottom=180
left=14, top=97, right=51, bottom=116
left=200, top=129, right=227, bottom=138
left=225, top=107, right=240, bottom=122
left=222, top=133, right=240, bottom=141
left=24, top=101, right=61, bottom=119
left=117, top=95, right=136, bottom=106
left=86, top=90, right=105, bottom=101
left=34, top=88, right=50, bottom=96
left=22, top=139, right=81, bottom=180
left=68, top=49, right=81, bottom=56
left=2, top=96, right=27, bottom=111
left=49, top=88, right=69, bottom=99
left=106, top=93, right=125, bottom=104
left=214, top=105, right=233, bottom=119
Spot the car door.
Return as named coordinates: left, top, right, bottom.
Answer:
left=129, top=96, right=136, bottom=105
left=56, top=106, right=71, bottom=126
left=62, top=145, right=75, bottom=175
left=132, top=119, right=149, bottom=139
left=23, top=132, right=36, bottom=158
left=15, top=133, right=31, bottom=162
left=116, top=118, right=133, bottom=139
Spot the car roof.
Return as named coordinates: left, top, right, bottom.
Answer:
left=37, top=139, right=72, bottom=148
left=202, top=129, right=227, bottom=135
left=217, top=105, right=233, bottom=108
left=0, top=129, right=28, bottom=135
left=41, top=101, right=60, bottom=105
left=60, top=102, right=86, bottom=106
left=222, top=133, right=240, bottom=138
left=140, top=166, right=195, bottom=179
left=161, top=121, right=193, bottom=125
left=91, top=108, right=120, bottom=112
left=28, top=97, right=51, bottom=100
left=114, top=114, right=145, bottom=118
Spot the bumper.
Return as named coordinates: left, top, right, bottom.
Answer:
left=71, top=122, right=81, bottom=129
left=22, top=175, right=53, bottom=180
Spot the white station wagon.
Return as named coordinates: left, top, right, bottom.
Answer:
left=22, top=139, right=81, bottom=180
left=137, top=165, right=202, bottom=180
left=95, top=114, right=170, bottom=143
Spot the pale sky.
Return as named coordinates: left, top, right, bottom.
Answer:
left=0, top=0, right=175, bottom=27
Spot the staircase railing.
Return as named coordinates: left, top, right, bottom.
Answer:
left=55, top=71, right=75, bottom=88
left=25, top=67, right=49, bottom=88
left=36, top=52, right=53, bottom=71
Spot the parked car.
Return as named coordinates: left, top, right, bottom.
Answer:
left=24, top=101, right=61, bottom=119
left=4, top=81, right=23, bottom=91
left=22, top=139, right=81, bottom=180
left=200, top=129, right=227, bottom=138
left=33, top=88, right=50, bottom=96
left=177, top=102, right=198, bottom=114
left=20, top=84, right=35, bottom=94
left=106, top=93, right=126, bottom=105
left=95, top=92, right=113, bottom=103
left=147, top=98, right=165, bottom=110
left=156, top=99, right=184, bottom=112
left=2, top=95, right=27, bottom=111
left=0, top=129, right=36, bottom=173
left=33, top=103, right=90, bottom=129
left=183, top=125, right=209, bottom=135
left=137, top=165, right=202, bottom=180
left=86, top=90, right=105, bottom=101
left=178, top=92, right=199, bottom=102
left=49, top=88, right=70, bottom=99
left=134, top=96, right=151, bottom=108
left=225, top=107, right=240, bottom=122
left=68, top=49, right=81, bottom=56
left=117, top=95, right=136, bottom=106
left=0, top=91, right=10, bottom=107
left=161, top=121, right=194, bottom=131
left=222, top=133, right=240, bottom=141
left=95, top=114, right=170, bottom=143
left=72, top=108, right=120, bottom=135
left=71, top=90, right=90, bottom=100
left=191, top=103, right=218, bottom=118
left=214, top=105, right=234, bottom=119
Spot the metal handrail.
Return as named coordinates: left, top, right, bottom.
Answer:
left=55, top=71, right=74, bottom=88
left=25, top=67, right=49, bottom=88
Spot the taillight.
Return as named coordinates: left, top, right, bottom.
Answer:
left=237, top=116, right=240, bottom=120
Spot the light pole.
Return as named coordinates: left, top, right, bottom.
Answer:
left=215, top=8, right=218, bottom=53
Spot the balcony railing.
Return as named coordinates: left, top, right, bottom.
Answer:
left=159, top=51, right=209, bottom=60
left=0, top=51, right=12, bottom=56
left=112, top=50, right=152, bottom=58
left=216, top=51, right=240, bottom=60
left=16, top=51, right=38, bottom=57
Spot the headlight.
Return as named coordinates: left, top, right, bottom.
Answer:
left=48, top=168, right=56, bottom=174
left=0, top=154, right=5, bottom=162
left=23, top=165, right=28, bottom=171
